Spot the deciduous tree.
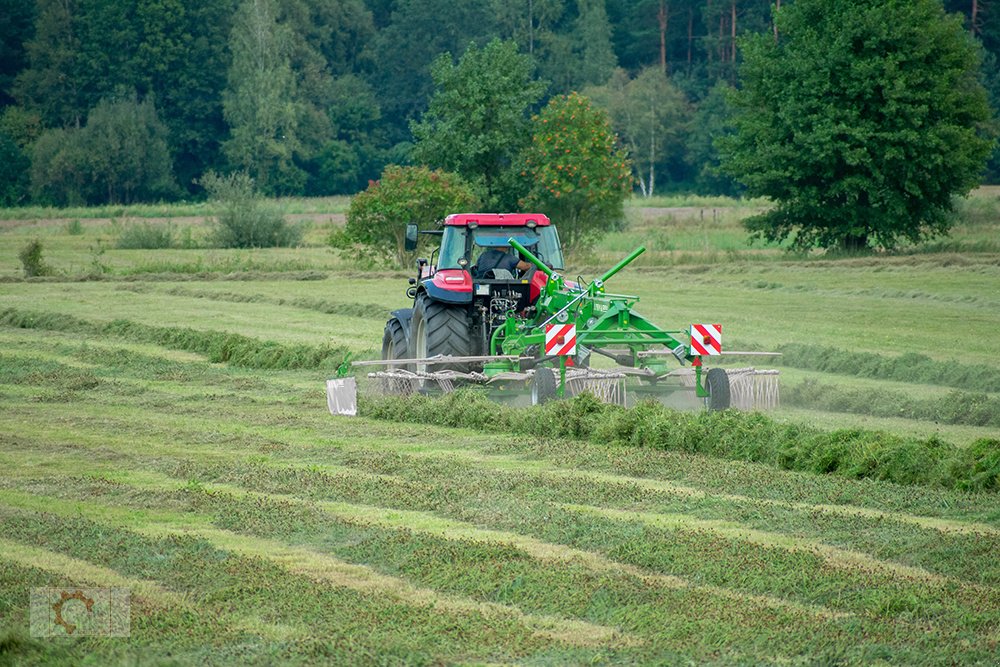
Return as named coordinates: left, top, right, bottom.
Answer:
left=586, top=67, right=689, bottom=197
left=222, top=0, right=304, bottom=194
left=520, top=92, right=632, bottom=251
left=411, top=39, right=546, bottom=210
left=343, top=165, right=478, bottom=267
left=722, top=0, right=995, bottom=251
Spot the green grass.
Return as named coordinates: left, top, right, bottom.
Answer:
left=1, top=335, right=999, bottom=663
left=2, top=195, right=1000, bottom=664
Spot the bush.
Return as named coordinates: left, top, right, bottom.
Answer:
left=199, top=171, right=301, bottom=248
left=344, top=165, right=478, bottom=268
left=18, top=239, right=50, bottom=277
left=116, top=221, right=175, bottom=249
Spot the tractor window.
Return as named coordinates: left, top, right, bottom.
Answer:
left=437, top=224, right=565, bottom=271
left=438, top=226, right=467, bottom=269
left=470, top=227, right=565, bottom=270
left=537, top=226, right=565, bottom=270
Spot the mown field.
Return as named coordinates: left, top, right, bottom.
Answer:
left=1, top=195, right=999, bottom=664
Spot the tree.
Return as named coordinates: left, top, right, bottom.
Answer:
left=371, top=0, right=497, bottom=143
left=343, top=165, right=478, bottom=267
left=722, top=0, right=995, bottom=251
left=411, top=39, right=547, bottom=210
left=222, top=0, right=304, bottom=195
left=586, top=67, right=690, bottom=197
left=572, top=0, right=617, bottom=87
left=82, top=94, right=177, bottom=204
left=29, top=94, right=177, bottom=205
left=14, top=0, right=86, bottom=128
left=492, top=0, right=565, bottom=54
left=0, top=132, right=29, bottom=206
left=0, top=107, right=41, bottom=206
left=520, top=92, right=632, bottom=251
left=685, top=81, right=740, bottom=196
left=0, top=0, right=36, bottom=106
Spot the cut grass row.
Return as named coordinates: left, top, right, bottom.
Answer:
left=785, top=378, right=1000, bottom=428
left=0, top=308, right=350, bottom=371
left=365, top=391, right=1000, bottom=492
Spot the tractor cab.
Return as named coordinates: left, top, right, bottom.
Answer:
left=391, top=213, right=565, bottom=368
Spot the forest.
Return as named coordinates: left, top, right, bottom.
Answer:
left=1, top=0, right=998, bottom=206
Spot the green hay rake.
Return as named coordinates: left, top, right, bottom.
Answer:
left=329, top=240, right=779, bottom=415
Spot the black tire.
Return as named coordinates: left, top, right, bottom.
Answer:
left=531, top=366, right=557, bottom=405
left=410, top=295, right=473, bottom=374
left=381, top=317, right=409, bottom=363
left=705, top=367, right=731, bottom=411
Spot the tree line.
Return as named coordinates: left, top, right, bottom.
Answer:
left=0, top=0, right=997, bottom=208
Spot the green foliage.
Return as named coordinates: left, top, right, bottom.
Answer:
left=366, top=391, right=1000, bottom=492
left=116, top=222, right=176, bottom=250
left=411, top=39, right=546, bottom=210
left=223, top=0, right=305, bottom=195
left=0, top=130, right=29, bottom=206
left=586, top=67, right=690, bottom=197
left=520, top=93, right=632, bottom=251
left=64, top=219, right=83, bottom=235
left=28, top=95, right=177, bottom=206
left=199, top=171, right=301, bottom=249
left=343, top=165, right=478, bottom=267
left=722, top=0, right=995, bottom=251
left=569, top=0, right=617, bottom=88
left=685, top=82, right=741, bottom=196
left=370, top=0, right=498, bottom=139
left=17, top=240, right=50, bottom=278
left=80, top=94, right=178, bottom=204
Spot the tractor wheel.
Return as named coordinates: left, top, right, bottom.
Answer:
left=410, top=296, right=473, bottom=374
left=705, top=367, right=731, bottom=411
left=531, top=366, right=557, bottom=405
left=381, top=317, right=409, bottom=363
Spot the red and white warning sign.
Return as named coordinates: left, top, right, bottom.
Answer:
left=690, top=323, right=722, bottom=356
left=545, top=323, right=577, bottom=356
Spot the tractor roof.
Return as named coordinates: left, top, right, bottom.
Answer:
left=443, top=213, right=551, bottom=227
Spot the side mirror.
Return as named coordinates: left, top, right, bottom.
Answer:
left=404, top=224, right=418, bottom=252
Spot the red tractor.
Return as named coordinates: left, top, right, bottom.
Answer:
left=382, top=213, right=562, bottom=371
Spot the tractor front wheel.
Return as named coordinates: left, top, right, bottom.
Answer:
left=705, top=367, right=731, bottom=411
left=410, top=296, right=473, bottom=374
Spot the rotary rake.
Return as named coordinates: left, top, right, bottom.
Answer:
left=329, top=236, right=779, bottom=416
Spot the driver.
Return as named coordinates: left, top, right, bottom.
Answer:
left=475, top=248, right=533, bottom=278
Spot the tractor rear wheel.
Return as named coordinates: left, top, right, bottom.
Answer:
left=381, top=317, right=409, bottom=363
left=531, top=367, right=557, bottom=405
left=705, top=367, right=731, bottom=411
left=410, top=296, right=473, bottom=374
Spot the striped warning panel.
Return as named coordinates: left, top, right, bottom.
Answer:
left=545, top=324, right=577, bottom=356
left=690, top=324, right=722, bottom=356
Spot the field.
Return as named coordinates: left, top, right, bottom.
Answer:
left=1, top=195, right=999, bottom=664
